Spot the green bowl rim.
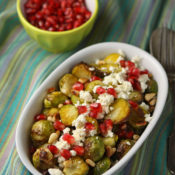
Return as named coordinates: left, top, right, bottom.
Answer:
left=16, top=0, right=99, bottom=35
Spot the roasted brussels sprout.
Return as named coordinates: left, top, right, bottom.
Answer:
left=146, top=79, right=158, bottom=93
left=63, top=157, right=89, bottom=175
left=85, top=80, right=104, bottom=93
left=116, top=139, right=135, bottom=159
left=44, top=91, right=68, bottom=108
left=72, top=63, right=92, bottom=79
left=31, top=120, right=55, bottom=147
left=102, top=137, right=116, bottom=147
left=86, top=117, right=99, bottom=134
left=42, top=108, right=59, bottom=117
left=32, top=147, right=54, bottom=171
left=93, top=157, right=111, bottom=175
left=106, top=99, right=130, bottom=124
left=128, top=91, right=143, bottom=103
left=59, top=104, right=78, bottom=126
left=59, top=74, right=78, bottom=97
left=84, top=136, right=105, bottom=162
left=71, top=95, right=83, bottom=105
left=104, top=53, right=121, bottom=64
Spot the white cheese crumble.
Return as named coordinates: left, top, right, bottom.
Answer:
left=58, top=156, right=65, bottom=168
left=89, top=129, right=97, bottom=136
left=144, top=114, right=152, bottom=122
left=48, top=168, right=64, bottom=175
left=89, top=67, right=95, bottom=71
left=116, top=56, right=124, bottom=63
left=109, top=66, right=116, bottom=72
left=79, top=90, right=93, bottom=102
left=131, top=55, right=141, bottom=67
left=72, top=128, right=86, bottom=145
left=63, top=127, right=70, bottom=134
left=55, top=139, right=70, bottom=150
left=70, top=150, right=77, bottom=156
left=138, top=74, right=150, bottom=92
left=72, top=114, right=87, bottom=129
left=118, top=49, right=125, bottom=57
left=140, top=102, right=149, bottom=111
left=105, top=130, right=114, bottom=137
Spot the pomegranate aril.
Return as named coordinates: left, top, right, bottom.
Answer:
left=90, top=76, right=102, bottom=81
left=96, top=87, right=106, bottom=95
left=89, top=111, right=98, bottom=118
left=120, top=60, right=126, bottom=67
left=62, top=133, right=75, bottom=144
left=60, top=1, right=67, bottom=9
left=125, top=61, right=135, bottom=68
left=78, top=106, right=87, bottom=114
left=72, top=82, right=84, bottom=91
left=54, top=121, right=65, bottom=131
left=66, top=23, right=73, bottom=30
left=104, top=119, right=113, bottom=130
left=128, top=100, right=139, bottom=109
left=133, top=80, right=141, bottom=91
left=107, top=88, right=117, bottom=98
left=47, top=145, right=58, bottom=154
left=90, top=103, right=102, bottom=113
left=60, top=149, right=71, bottom=159
left=85, top=122, right=95, bottom=130
left=73, top=145, right=84, bottom=156
left=64, top=100, right=72, bottom=105
left=85, top=10, right=91, bottom=19
left=140, top=69, right=149, bottom=74
left=125, top=131, right=134, bottom=139
left=34, top=114, right=46, bottom=121
left=99, top=123, right=107, bottom=135
left=73, top=20, right=82, bottom=28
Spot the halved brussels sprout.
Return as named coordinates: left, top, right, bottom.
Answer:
left=31, top=120, right=55, bottom=147
left=84, top=136, right=105, bottom=162
left=59, top=74, right=78, bottom=97
left=104, top=53, right=121, bottom=64
left=93, top=157, right=111, bottom=175
left=71, top=95, right=83, bottom=105
left=102, top=137, right=116, bottom=147
left=146, top=79, right=158, bottom=93
left=128, top=91, right=143, bottom=103
left=44, top=91, right=68, bottom=108
left=72, top=63, right=92, bottom=79
left=106, top=99, right=130, bottom=124
left=32, top=147, right=54, bottom=170
left=85, top=80, right=104, bottom=93
left=63, top=157, right=89, bottom=175
left=59, top=104, right=78, bottom=126
left=116, top=139, right=135, bottom=159
left=42, top=108, right=59, bottom=117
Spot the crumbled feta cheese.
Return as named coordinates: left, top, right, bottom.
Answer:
left=72, top=114, right=87, bottom=128
left=70, top=150, right=77, bottom=156
left=63, top=127, right=70, bottom=134
left=109, top=66, right=115, bottom=72
left=116, top=56, right=124, bottom=63
left=95, top=59, right=100, bottom=64
left=105, top=130, right=114, bottom=137
left=89, top=130, right=97, bottom=136
left=118, top=49, right=125, bottom=57
left=79, top=90, right=93, bottom=102
left=144, top=114, right=152, bottom=122
left=117, top=92, right=129, bottom=99
left=140, top=102, right=149, bottom=111
left=58, top=156, right=65, bottom=168
left=97, top=93, right=114, bottom=106
left=74, top=100, right=80, bottom=107
left=72, top=128, right=86, bottom=145
left=93, top=85, right=101, bottom=93
left=131, top=55, right=141, bottom=67
left=97, top=112, right=105, bottom=119
left=138, top=74, right=150, bottom=92
left=110, top=106, right=114, bottom=111
left=55, top=139, right=70, bottom=150
left=48, top=168, right=64, bottom=175
left=89, top=67, right=95, bottom=71
left=126, top=141, right=131, bottom=145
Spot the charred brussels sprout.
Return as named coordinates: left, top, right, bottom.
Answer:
left=146, top=79, right=158, bottom=93
left=93, top=157, right=111, bottom=175
left=42, top=108, right=59, bottom=117
left=85, top=80, right=104, bottom=93
left=128, top=91, right=143, bottom=103
left=84, top=136, right=105, bottom=162
left=31, top=120, right=55, bottom=147
left=32, top=147, right=54, bottom=171
left=63, top=157, right=89, bottom=175
left=104, top=53, right=121, bottom=64
left=44, top=91, right=68, bottom=108
left=102, top=137, right=116, bottom=147
left=71, top=95, right=83, bottom=105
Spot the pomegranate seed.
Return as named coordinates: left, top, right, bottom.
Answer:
left=62, top=133, right=75, bottom=144
left=118, top=130, right=127, bottom=138
left=85, top=10, right=91, bottom=19
left=125, top=130, right=134, bottom=139
left=128, top=100, right=139, bottom=109
left=127, top=76, right=135, bottom=85
left=85, top=122, right=95, bottom=130
left=125, top=61, right=135, bottom=68
left=107, top=88, right=117, bottom=98
left=140, top=69, right=149, bottom=74
left=64, top=100, right=72, bottom=105
left=99, top=123, right=107, bottom=135
left=89, top=111, right=98, bottom=118
left=120, top=60, right=126, bottom=67
left=54, top=121, right=65, bottom=131
left=90, top=103, right=102, bottom=113
left=104, top=119, right=113, bottom=130
left=34, top=114, right=46, bottom=121
left=60, top=149, right=71, bottom=159
left=78, top=106, right=87, bottom=114
left=96, top=87, right=106, bottom=95
left=47, top=145, right=58, bottom=154
left=72, top=82, right=84, bottom=91
left=72, top=145, right=84, bottom=156
left=128, top=67, right=140, bottom=77
left=133, top=80, right=141, bottom=91
left=90, top=76, right=101, bottom=81
left=73, top=19, right=82, bottom=28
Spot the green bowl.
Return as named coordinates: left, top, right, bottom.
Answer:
left=16, top=0, right=98, bottom=53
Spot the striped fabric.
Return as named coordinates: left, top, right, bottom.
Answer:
left=0, top=0, right=174, bottom=174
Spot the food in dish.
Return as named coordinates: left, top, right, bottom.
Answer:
left=29, top=51, right=158, bottom=175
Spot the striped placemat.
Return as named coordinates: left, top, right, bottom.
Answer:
left=0, top=0, right=174, bottom=174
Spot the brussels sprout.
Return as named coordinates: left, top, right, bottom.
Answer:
left=72, top=63, right=92, bottom=79
left=104, top=53, right=121, bottom=64
left=31, top=120, right=55, bottom=147
left=93, top=157, right=111, bottom=175
left=146, top=79, right=158, bottom=93
left=86, top=117, right=99, bottom=134
left=63, top=157, right=89, bottom=175
left=59, top=104, right=78, bottom=126
left=85, top=80, right=104, bottom=93
left=128, top=107, right=147, bottom=130
left=32, top=147, right=54, bottom=170
left=71, top=95, right=83, bottom=105
left=44, top=91, right=68, bottom=108
left=59, top=74, right=78, bottom=97
left=102, top=137, right=116, bottom=147
left=84, top=136, right=105, bottom=162
left=106, top=99, right=130, bottom=124
left=116, top=139, right=135, bottom=159
left=128, top=91, right=143, bottom=103
left=42, top=108, right=59, bottom=117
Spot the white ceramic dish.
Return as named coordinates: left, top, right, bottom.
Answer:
left=16, top=42, right=168, bottom=175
